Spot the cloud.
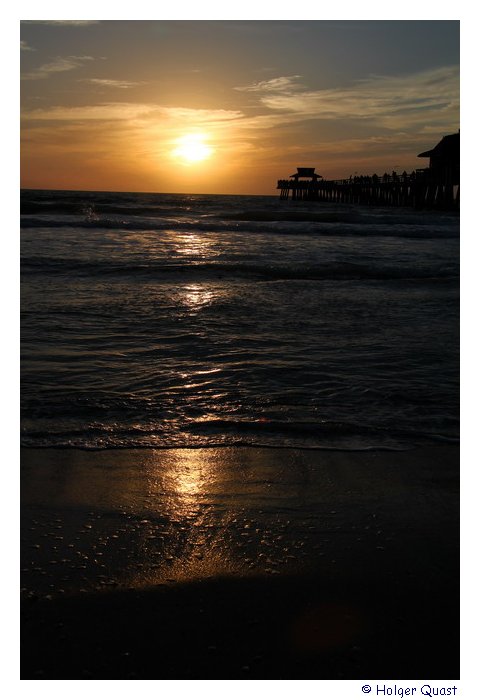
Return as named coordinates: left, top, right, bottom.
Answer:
left=23, top=64, right=458, bottom=135
left=22, top=103, right=159, bottom=121
left=21, top=40, right=35, bottom=51
left=22, top=102, right=244, bottom=125
left=159, top=107, right=244, bottom=124
left=22, top=55, right=95, bottom=80
left=21, top=20, right=99, bottom=26
left=235, top=67, right=459, bottom=132
left=20, top=101, right=257, bottom=166
left=235, top=75, right=303, bottom=93
left=79, top=79, right=145, bottom=89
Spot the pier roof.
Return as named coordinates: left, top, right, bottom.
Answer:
left=418, top=132, right=459, bottom=159
left=289, top=167, right=320, bottom=179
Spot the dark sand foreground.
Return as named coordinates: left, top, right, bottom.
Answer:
left=21, top=446, right=459, bottom=679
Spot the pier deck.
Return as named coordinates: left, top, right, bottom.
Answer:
left=277, top=175, right=459, bottom=211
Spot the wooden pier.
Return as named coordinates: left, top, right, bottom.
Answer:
left=277, top=173, right=460, bottom=211
left=278, top=134, right=460, bottom=211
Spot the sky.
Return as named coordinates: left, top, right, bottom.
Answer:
left=20, top=20, right=460, bottom=195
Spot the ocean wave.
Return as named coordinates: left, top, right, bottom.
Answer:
left=186, top=417, right=459, bottom=441
left=221, top=209, right=364, bottom=223
left=21, top=255, right=458, bottom=282
left=218, top=208, right=457, bottom=228
left=20, top=190, right=240, bottom=216
left=20, top=416, right=459, bottom=451
left=20, top=213, right=459, bottom=239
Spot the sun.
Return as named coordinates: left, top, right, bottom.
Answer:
left=172, top=134, right=214, bottom=164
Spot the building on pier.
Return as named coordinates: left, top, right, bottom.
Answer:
left=278, top=167, right=322, bottom=200
left=417, top=132, right=460, bottom=186
left=289, top=167, right=322, bottom=182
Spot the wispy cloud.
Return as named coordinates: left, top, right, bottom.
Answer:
left=235, top=75, right=303, bottom=93
left=20, top=102, right=255, bottom=163
left=22, top=102, right=159, bottom=121
left=159, top=107, right=244, bottom=125
left=22, top=103, right=244, bottom=125
left=79, top=79, right=145, bottom=89
left=235, top=67, right=459, bottom=132
left=20, top=40, right=35, bottom=51
left=21, top=20, right=100, bottom=26
left=22, top=55, right=95, bottom=80
left=23, top=64, right=458, bottom=135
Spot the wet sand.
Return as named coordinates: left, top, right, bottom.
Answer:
left=21, top=445, right=459, bottom=679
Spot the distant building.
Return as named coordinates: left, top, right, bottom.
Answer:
left=417, top=132, right=460, bottom=185
left=289, top=167, right=322, bottom=181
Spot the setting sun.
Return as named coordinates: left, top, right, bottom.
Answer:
left=172, top=134, right=214, bottom=164
left=21, top=21, right=459, bottom=193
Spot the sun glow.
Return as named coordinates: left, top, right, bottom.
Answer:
left=172, top=133, right=214, bottom=164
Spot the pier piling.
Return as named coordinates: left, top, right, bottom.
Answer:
left=277, top=173, right=459, bottom=211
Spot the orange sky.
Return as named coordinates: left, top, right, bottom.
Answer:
left=20, top=20, right=460, bottom=195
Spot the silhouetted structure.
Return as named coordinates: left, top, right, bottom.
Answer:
left=278, top=168, right=322, bottom=200
left=290, top=167, right=321, bottom=181
left=417, top=131, right=460, bottom=186
left=277, top=134, right=460, bottom=210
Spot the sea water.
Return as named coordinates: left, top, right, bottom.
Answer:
left=21, top=190, right=459, bottom=451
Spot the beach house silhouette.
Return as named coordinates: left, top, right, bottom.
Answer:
left=417, top=132, right=460, bottom=185
left=289, top=167, right=322, bottom=182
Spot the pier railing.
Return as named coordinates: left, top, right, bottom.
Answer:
left=277, top=174, right=459, bottom=210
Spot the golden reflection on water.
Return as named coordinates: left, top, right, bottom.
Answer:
left=137, top=449, right=240, bottom=584
left=167, top=449, right=215, bottom=499
left=182, top=283, right=215, bottom=312
left=170, top=231, right=216, bottom=260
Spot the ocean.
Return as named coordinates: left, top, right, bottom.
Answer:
left=20, top=189, right=459, bottom=452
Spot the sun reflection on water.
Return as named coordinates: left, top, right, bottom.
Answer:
left=131, top=449, right=242, bottom=584
left=145, top=449, right=216, bottom=506
left=182, top=283, right=215, bottom=312
left=169, top=231, right=216, bottom=260
left=169, top=450, right=213, bottom=498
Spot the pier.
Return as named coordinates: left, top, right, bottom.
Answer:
left=277, top=172, right=460, bottom=210
left=277, top=132, right=460, bottom=211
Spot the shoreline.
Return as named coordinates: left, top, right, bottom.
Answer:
left=21, top=445, right=459, bottom=679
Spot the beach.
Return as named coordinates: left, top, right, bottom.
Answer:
left=21, top=445, right=459, bottom=679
